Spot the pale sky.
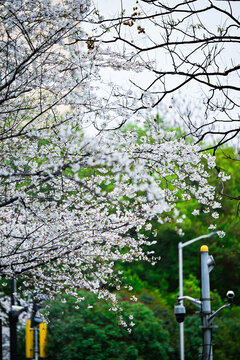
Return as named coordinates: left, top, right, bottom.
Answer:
left=89, top=0, right=240, bottom=147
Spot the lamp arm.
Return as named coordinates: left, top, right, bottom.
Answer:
left=208, top=303, right=232, bottom=323
left=177, top=296, right=202, bottom=308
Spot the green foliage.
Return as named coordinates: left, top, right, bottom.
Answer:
left=43, top=292, right=175, bottom=360
left=184, top=314, right=202, bottom=359
left=213, top=307, right=240, bottom=359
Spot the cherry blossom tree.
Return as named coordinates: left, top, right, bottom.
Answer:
left=0, top=0, right=225, bottom=307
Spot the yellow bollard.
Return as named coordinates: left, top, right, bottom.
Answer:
left=25, top=319, right=34, bottom=358
left=39, top=322, right=47, bottom=358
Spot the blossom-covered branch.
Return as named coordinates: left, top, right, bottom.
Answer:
left=0, top=1, right=225, bottom=304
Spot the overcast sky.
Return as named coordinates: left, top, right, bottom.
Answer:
left=88, top=1, right=240, bottom=147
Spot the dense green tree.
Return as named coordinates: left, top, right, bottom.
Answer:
left=45, top=293, right=174, bottom=360
left=16, top=289, right=240, bottom=360
left=16, top=291, right=176, bottom=360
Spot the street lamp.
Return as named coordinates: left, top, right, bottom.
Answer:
left=178, top=232, right=217, bottom=360
left=175, top=244, right=234, bottom=360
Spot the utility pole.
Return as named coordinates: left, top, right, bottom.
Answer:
left=9, top=280, right=28, bottom=360
left=200, top=245, right=213, bottom=359
left=34, top=326, right=39, bottom=360
left=0, top=318, right=2, bottom=360
left=178, top=232, right=217, bottom=360
left=174, top=245, right=234, bottom=360
left=30, top=295, right=48, bottom=360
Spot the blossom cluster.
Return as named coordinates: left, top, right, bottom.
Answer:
left=0, top=0, right=226, bottom=310
left=0, top=123, right=223, bottom=299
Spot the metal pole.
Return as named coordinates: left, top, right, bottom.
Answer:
left=200, top=246, right=212, bottom=360
left=34, top=326, right=39, bottom=360
left=10, top=279, right=16, bottom=308
left=178, top=233, right=217, bottom=360
left=0, top=319, right=2, bottom=360
left=9, top=279, right=17, bottom=360
left=179, top=243, right=184, bottom=360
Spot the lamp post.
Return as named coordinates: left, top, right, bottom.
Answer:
left=178, top=232, right=217, bottom=360
left=175, top=244, right=234, bottom=359
left=9, top=279, right=28, bottom=360
left=9, top=279, right=17, bottom=360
